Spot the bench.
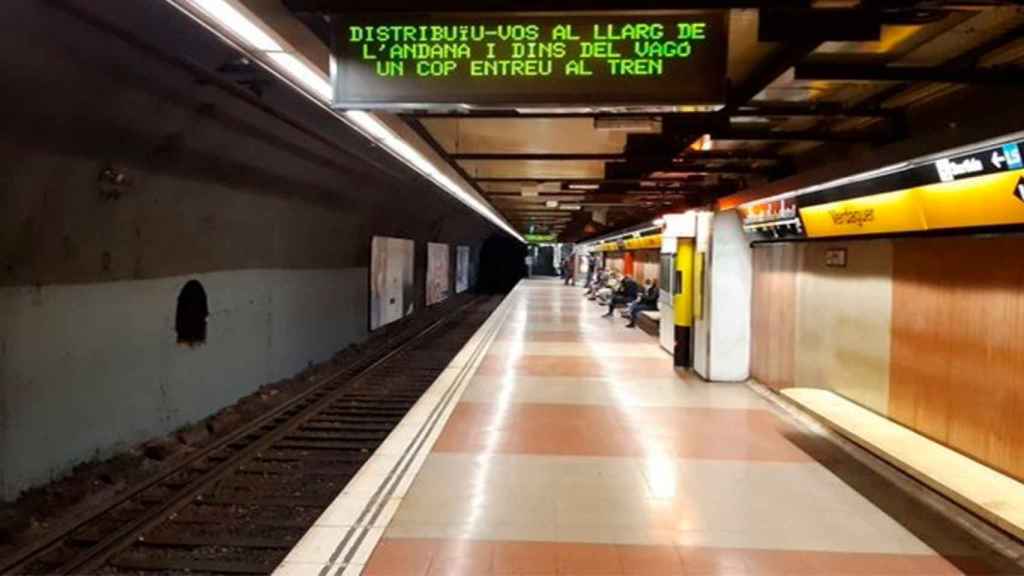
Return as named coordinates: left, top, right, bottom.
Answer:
left=635, top=310, right=659, bottom=337
left=782, top=387, right=1024, bottom=541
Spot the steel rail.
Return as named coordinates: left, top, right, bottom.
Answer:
left=0, top=296, right=486, bottom=575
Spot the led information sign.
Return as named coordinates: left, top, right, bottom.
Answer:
left=331, top=12, right=728, bottom=108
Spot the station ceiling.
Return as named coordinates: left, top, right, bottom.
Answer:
left=280, top=1, right=1024, bottom=240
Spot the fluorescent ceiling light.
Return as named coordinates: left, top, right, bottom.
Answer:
left=731, top=116, right=772, bottom=125
left=187, top=0, right=282, bottom=51
left=344, top=110, right=394, bottom=141
left=172, top=0, right=331, bottom=104
left=690, top=134, right=713, bottom=152
left=343, top=111, right=524, bottom=242
left=577, top=221, right=661, bottom=249
left=515, top=107, right=593, bottom=114
left=265, top=52, right=331, bottom=101
left=683, top=105, right=726, bottom=113
left=594, top=117, right=662, bottom=133
left=169, top=0, right=523, bottom=242
left=545, top=200, right=559, bottom=208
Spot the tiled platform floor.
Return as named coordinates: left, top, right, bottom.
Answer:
left=362, top=279, right=1020, bottom=575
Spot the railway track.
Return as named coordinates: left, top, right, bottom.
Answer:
left=1, top=295, right=501, bottom=576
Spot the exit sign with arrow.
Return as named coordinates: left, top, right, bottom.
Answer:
left=993, top=142, right=1023, bottom=170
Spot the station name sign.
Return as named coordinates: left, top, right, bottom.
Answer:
left=330, top=12, right=727, bottom=109
left=740, top=140, right=1024, bottom=240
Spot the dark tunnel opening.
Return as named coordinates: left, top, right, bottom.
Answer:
left=175, top=279, right=209, bottom=346
left=476, top=234, right=527, bottom=294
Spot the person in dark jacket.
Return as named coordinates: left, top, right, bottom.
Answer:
left=603, top=275, right=638, bottom=317
left=626, top=279, right=659, bottom=328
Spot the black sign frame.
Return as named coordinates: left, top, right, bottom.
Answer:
left=329, top=11, right=729, bottom=110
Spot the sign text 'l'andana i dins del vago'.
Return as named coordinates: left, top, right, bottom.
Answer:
left=331, top=13, right=728, bottom=108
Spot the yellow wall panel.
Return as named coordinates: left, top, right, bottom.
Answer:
left=800, top=168, right=1024, bottom=239
left=800, top=190, right=926, bottom=238
left=675, top=241, right=694, bottom=327
left=918, top=169, right=1024, bottom=230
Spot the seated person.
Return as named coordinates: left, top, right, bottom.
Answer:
left=584, top=268, right=604, bottom=298
left=583, top=257, right=598, bottom=289
left=595, top=272, right=620, bottom=305
left=626, top=279, right=659, bottom=328
left=603, top=274, right=638, bottom=317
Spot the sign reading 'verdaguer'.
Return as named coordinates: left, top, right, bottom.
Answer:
left=330, top=12, right=728, bottom=109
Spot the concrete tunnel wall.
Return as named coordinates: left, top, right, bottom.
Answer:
left=0, top=1, right=497, bottom=500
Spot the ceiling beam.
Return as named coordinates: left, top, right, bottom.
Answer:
left=832, top=16, right=1024, bottom=109
left=285, top=0, right=806, bottom=12
left=451, top=151, right=783, bottom=162
left=491, top=192, right=700, bottom=202
left=732, top=102, right=896, bottom=119
left=725, top=41, right=823, bottom=112
left=467, top=163, right=766, bottom=177
left=629, top=126, right=891, bottom=151
left=482, top=182, right=733, bottom=194
left=609, top=161, right=776, bottom=175
left=473, top=177, right=733, bottom=184
left=854, top=21, right=1024, bottom=111
left=400, top=116, right=522, bottom=230
left=715, top=127, right=891, bottom=143
left=407, top=103, right=893, bottom=120
left=794, top=62, right=1024, bottom=86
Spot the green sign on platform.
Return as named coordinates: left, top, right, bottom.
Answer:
left=331, top=12, right=727, bottom=108
left=524, top=234, right=557, bottom=244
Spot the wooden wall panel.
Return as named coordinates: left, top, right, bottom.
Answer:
left=890, top=236, right=1024, bottom=481
left=633, top=250, right=660, bottom=286
left=605, top=252, right=625, bottom=274
left=750, top=244, right=798, bottom=390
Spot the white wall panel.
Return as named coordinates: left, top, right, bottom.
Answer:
left=706, top=211, right=752, bottom=382
left=0, top=268, right=366, bottom=499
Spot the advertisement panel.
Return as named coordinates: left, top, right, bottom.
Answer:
left=455, top=246, right=470, bottom=294
left=427, top=242, right=451, bottom=305
left=370, top=236, right=415, bottom=330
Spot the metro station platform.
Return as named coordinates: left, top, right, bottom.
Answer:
left=277, top=279, right=1014, bottom=576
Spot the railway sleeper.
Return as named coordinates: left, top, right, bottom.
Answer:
left=111, top=555, right=278, bottom=574
left=70, top=533, right=294, bottom=550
